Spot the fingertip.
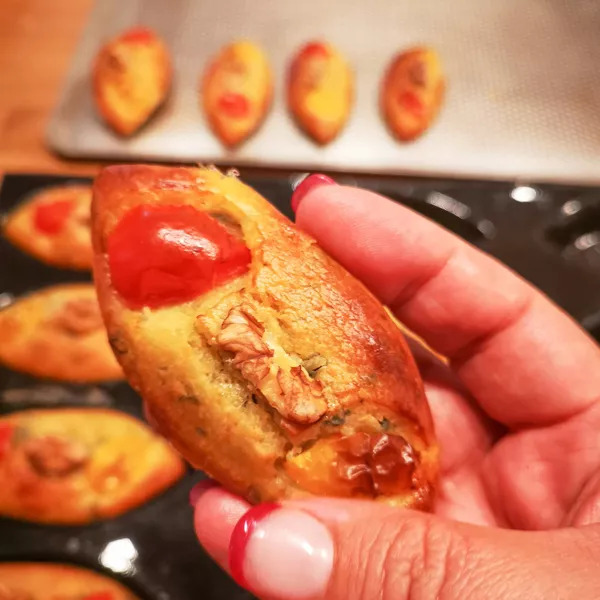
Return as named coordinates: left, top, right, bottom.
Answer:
left=193, top=485, right=251, bottom=569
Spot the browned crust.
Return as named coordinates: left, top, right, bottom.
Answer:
left=3, top=185, right=93, bottom=271
left=380, top=46, right=445, bottom=142
left=92, top=165, right=438, bottom=508
left=0, top=284, right=123, bottom=383
left=201, top=42, right=273, bottom=148
left=287, top=42, right=354, bottom=145
left=0, top=408, right=185, bottom=525
left=92, top=29, right=172, bottom=136
left=0, top=562, right=140, bottom=598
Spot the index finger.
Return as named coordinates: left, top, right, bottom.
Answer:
left=295, top=182, right=600, bottom=427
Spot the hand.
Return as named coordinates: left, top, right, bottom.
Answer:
left=191, top=175, right=600, bottom=600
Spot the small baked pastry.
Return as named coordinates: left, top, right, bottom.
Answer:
left=0, top=408, right=185, bottom=525
left=92, top=165, right=438, bottom=509
left=0, top=284, right=122, bottom=383
left=380, top=47, right=445, bottom=141
left=3, top=185, right=92, bottom=270
left=0, top=562, right=140, bottom=599
left=287, top=41, right=353, bottom=144
left=93, top=26, right=171, bottom=136
left=202, top=40, right=272, bottom=148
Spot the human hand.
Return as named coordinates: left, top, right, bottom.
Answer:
left=191, top=175, right=600, bottom=600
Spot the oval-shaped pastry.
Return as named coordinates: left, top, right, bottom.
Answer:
left=93, top=26, right=172, bottom=136
left=288, top=41, right=353, bottom=144
left=92, top=165, right=438, bottom=509
left=0, top=408, right=185, bottom=525
left=3, top=184, right=92, bottom=270
left=380, top=47, right=445, bottom=142
left=202, top=40, right=272, bottom=148
left=0, top=562, right=140, bottom=599
left=0, top=284, right=122, bottom=383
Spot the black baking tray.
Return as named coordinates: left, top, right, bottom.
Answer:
left=1, top=171, right=599, bottom=599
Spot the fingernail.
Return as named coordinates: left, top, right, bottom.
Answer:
left=291, top=174, right=335, bottom=213
left=189, top=478, right=217, bottom=506
left=229, top=503, right=334, bottom=600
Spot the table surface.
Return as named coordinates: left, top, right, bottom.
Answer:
left=0, top=0, right=97, bottom=178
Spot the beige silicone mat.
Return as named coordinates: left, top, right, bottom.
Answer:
left=47, top=0, right=600, bottom=183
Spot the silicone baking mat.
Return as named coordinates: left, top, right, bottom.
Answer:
left=47, top=0, right=600, bottom=184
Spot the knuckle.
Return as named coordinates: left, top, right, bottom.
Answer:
left=378, top=516, right=472, bottom=600
left=330, top=514, right=477, bottom=600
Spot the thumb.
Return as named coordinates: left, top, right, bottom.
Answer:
left=194, top=488, right=600, bottom=600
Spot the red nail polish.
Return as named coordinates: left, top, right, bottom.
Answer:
left=189, top=478, right=217, bottom=506
left=228, top=502, right=280, bottom=589
left=291, top=174, right=335, bottom=213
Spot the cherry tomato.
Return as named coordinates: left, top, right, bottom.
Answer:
left=107, top=204, right=251, bottom=309
left=301, top=42, right=329, bottom=60
left=82, top=592, right=114, bottom=600
left=33, top=199, right=74, bottom=235
left=397, top=91, right=425, bottom=116
left=218, top=93, right=250, bottom=119
left=0, top=423, right=14, bottom=460
left=121, top=27, right=155, bottom=44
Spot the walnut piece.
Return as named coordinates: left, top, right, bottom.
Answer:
left=336, top=433, right=416, bottom=495
left=23, top=435, right=89, bottom=477
left=50, top=298, right=104, bottom=335
left=216, top=306, right=327, bottom=424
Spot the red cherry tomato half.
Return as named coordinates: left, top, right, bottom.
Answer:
left=121, top=27, right=155, bottom=44
left=218, top=93, right=251, bottom=119
left=301, top=42, right=329, bottom=60
left=33, top=199, right=74, bottom=235
left=0, top=424, right=14, bottom=460
left=397, top=91, right=425, bottom=116
left=82, top=592, right=114, bottom=600
left=107, top=204, right=251, bottom=309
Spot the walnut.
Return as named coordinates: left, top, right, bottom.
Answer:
left=217, top=307, right=273, bottom=381
left=216, top=306, right=327, bottom=424
left=336, top=433, right=416, bottom=495
left=50, top=298, right=103, bottom=335
left=408, top=60, right=427, bottom=87
left=23, top=435, right=89, bottom=477
left=302, top=353, right=327, bottom=377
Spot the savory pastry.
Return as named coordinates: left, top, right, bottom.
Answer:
left=380, top=47, right=445, bottom=141
left=0, top=562, right=140, bottom=599
left=0, top=408, right=185, bottom=525
left=92, top=26, right=171, bottom=136
left=287, top=41, right=353, bottom=144
left=3, top=185, right=92, bottom=270
left=202, top=40, right=272, bottom=147
left=92, top=165, right=438, bottom=509
left=0, top=284, right=122, bottom=383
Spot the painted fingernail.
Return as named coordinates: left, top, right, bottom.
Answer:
left=189, top=478, right=217, bottom=506
left=291, top=174, right=335, bottom=213
left=229, top=503, right=334, bottom=600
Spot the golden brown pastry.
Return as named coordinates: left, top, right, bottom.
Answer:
left=0, top=408, right=184, bottom=525
left=3, top=185, right=92, bottom=270
left=0, top=562, right=140, bottom=599
left=0, top=284, right=122, bottom=383
left=380, top=47, right=445, bottom=141
left=92, top=26, right=171, bottom=136
left=202, top=40, right=272, bottom=148
left=92, top=165, right=438, bottom=509
left=287, top=41, right=353, bottom=144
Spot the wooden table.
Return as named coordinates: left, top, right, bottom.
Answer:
left=0, top=0, right=97, bottom=178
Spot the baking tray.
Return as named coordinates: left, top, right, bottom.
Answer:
left=1, top=171, right=599, bottom=599
left=47, top=0, right=600, bottom=184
